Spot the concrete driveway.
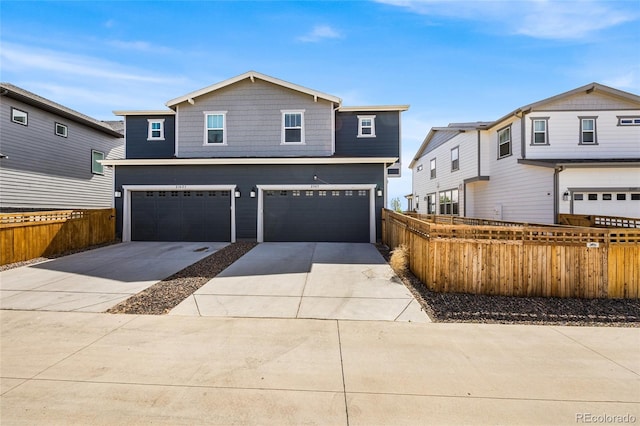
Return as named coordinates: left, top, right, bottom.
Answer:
left=0, top=242, right=228, bottom=313
left=171, top=242, right=428, bottom=322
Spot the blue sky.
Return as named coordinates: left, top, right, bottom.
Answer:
left=1, top=0, right=639, bottom=205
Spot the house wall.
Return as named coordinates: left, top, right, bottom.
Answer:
left=125, top=115, right=175, bottom=159
left=0, top=97, right=123, bottom=210
left=334, top=111, right=401, bottom=157
left=175, top=79, right=334, bottom=158
left=114, top=163, right=385, bottom=239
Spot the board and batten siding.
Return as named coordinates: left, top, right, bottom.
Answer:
left=526, top=110, right=640, bottom=160
left=0, top=98, right=122, bottom=210
left=472, top=117, right=555, bottom=223
left=176, top=79, right=334, bottom=158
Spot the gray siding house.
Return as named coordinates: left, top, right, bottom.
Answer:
left=0, top=83, right=124, bottom=211
left=105, top=71, right=408, bottom=243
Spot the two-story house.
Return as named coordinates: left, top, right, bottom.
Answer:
left=0, top=83, right=124, bottom=211
left=103, top=71, right=408, bottom=242
left=409, top=83, right=640, bottom=223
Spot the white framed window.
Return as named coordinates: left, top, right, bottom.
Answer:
left=55, top=122, right=68, bottom=138
left=204, top=111, right=227, bottom=145
left=498, top=125, right=512, bottom=158
left=439, top=189, right=459, bottom=215
left=618, top=116, right=640, bottom=126
left=357, top=115, right=376, bottom=138
left=451, top=146, right=459, bottom=171
left=11, top=108, right=27, bottom=126
left=281, top=110, right=305, bottom=144
left=91, top=150, right=104, bottom=175
left=147, top=119, right=165, bottom=141
left=579, top=117, right=598, bottom=145
left=430, top=158, right=436, bottom=179
left=427, top=193, right=436, bottom=214
left=531, top=118, right=549, bottom=145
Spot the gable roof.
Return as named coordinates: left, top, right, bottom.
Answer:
left=166, top=71, right=342, bottom=108
left=0, top=83, right=123, bottom=138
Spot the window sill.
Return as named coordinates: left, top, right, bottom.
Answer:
left=147, top=138, right=166, bottom=142
left=357, top=135, right=376, bottom=138
left=497, top=153, right=513, bottom=160
left=578, top=142, right=599, bottom=146
left=530, top=143, right=550, bottom=146
left=202, top=142, right=228, bottom=146
left=280, top=142, right=306, bottom=145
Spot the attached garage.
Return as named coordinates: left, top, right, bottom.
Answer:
left=258, top=184, right=376, bottom=243
left=122, top=185, right=236, bottom=242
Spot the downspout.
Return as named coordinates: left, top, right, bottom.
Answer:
left=553, top=166, right=563, bottom=224
left=174, top=105, right=180, bottom=157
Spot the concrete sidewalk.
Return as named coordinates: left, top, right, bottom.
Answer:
left=171, top=242, right=428, bottom=322
left=0, top=242, right=227, bottom=313
left=1, top=310, right=638, bottom=425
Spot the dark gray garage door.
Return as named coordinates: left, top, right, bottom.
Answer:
left=264, top=189, right=370, bottom=242
left=131, top=190, right=231, bottom=241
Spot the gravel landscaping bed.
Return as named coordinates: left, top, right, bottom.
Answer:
left=107, top=242, right=258, bottom=315
left=376, top=244, right=640, bottom=327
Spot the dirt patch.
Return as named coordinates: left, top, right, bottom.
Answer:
left=107, top=242, right=258, bottom=315
left=376, top=244, right=640, bottom=327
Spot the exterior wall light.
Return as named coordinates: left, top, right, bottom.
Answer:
left=376, top=188, right=383, bottom=197
left=250, top=188, right=256, bottom=198
left=235, top=189, right=241, bottom=198
left=562, top=191, right=570, bottom=201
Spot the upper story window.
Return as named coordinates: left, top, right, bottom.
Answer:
left=531, top=118, right=549, bottom=145
left=11, top=108, right=28, bottom=126
left=55, top=122, right=68, bottom=138
left=91, top=150, right=104, bottom=175
left=147, top=119, right=165, bottom=141
left=282, top=110, right=305, bottom=144
left=204, top=112, right=227, bottom=145
left=451, top=146, right=459, bottom=171
left=357, top=115, right=376, bottom=138
left=430, top=158, right=436, bottom=179
left=618, top=116, right=640, bottom=126
left=579, top=117, right=598, bottom=145
left=498, top=125, right=512, bottom=158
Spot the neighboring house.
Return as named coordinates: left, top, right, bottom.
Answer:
left=104, top=71, right=408, bottom=242
left=0, top=83, right=124, bottom=211
left=409, top=83, right=640, bottom=223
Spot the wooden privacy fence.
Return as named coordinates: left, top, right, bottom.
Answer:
left=0, top=209, right=116, bottom=266
left=383, top=209, right=640, bottom=299
left=558, top=213, right=640, bottom=229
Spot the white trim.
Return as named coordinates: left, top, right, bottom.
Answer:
left=175, top=105, right=179, bottom=157
left=357, top=115, right=376, bottom=138
left=147, top=118, right=165, bottom=141
left=113, top=110, right=175, bottom=116
left=331, top=103, right=336, bottom=155
left=204, top=111, right=228, bottom=145
left=55, top=122, right=68, bottom=137
left=101, top=157, right=398, bottom=166
left=339, top=105, right=409, bottom=112
left=256, top=184, right=376, bottom=243
left=281, top=109, right=305, bottom=145
left=91, top=149, right=105, bottom=175
left=121, top=184, right=236, bottom=243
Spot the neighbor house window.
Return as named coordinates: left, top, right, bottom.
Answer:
left=11, top=108, right=27, bottom=125
left=430, top=158, right=436, bottom=179
left=281, top=110, right=304, bottom=144
left=147, top=119, right=165, bottom=141
left=55, top=122, right=68, bottom=138
left=498, top=126, right=511, bottom=158
left=618, top=116, right=640, bottom=126
left=204, top=112, right=226, bottom=144
left=579, top=117, right=598, bottom=145
left=439, top=189, right=459, bottom=215
left=91, top=150, right=104, bottom=175
left=531, top=118, right=549, bottom=145
left=427, top=193, right=436, bottom=214
left=357, top=115, right=376, bottom=137
left=451, top=146, right=459, bottom=171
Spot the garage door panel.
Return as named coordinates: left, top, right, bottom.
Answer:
left=131, top=192, right=158, bottom=241
left=264, top=190, right=369, bottom=242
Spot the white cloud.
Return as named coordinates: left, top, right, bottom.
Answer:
left=107, top=39, right=175, bottom=53
left=298, top=25, right=342, bottom=42
left=376, top=0, right=638, bottom=40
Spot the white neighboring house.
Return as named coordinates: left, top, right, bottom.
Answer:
left=409, top=83, right=640, bottom=223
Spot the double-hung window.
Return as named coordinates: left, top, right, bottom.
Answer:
left=11, top=108, right=27, bottom=126
left=579, top=117, right=597, bottom=144
left=430, top=158, right=436, bottom=179
left=147, top=119, right=165, bottom=141
left=498, top=126, right=511, bottom=158
left=451, top=146, right=459, bottom=171
left=282, top=110, right=304, bottom=144
left=531, top=118, right=549, bottom=145
left=204, top=112, right=226, bottom=144
left=357, top=115, right=376, bottom=137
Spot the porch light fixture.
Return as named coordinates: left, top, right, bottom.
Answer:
left=250, top=188, right=256, bottom=198
left=562, top=191, right=570, bottom=201
left=376, top=187, right=383, bottom=197
left=235, top=189, right=241, bottom=198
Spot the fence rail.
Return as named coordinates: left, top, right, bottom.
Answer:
left=0, top=209, right=116, bottom=266
left=383, top=210, right=639, bottom=299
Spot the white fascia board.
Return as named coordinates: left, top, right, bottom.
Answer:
left=113, top=110, right=175, bottom=116
left=100, top=157, right=399, bottom=166
left=166, top=71, right=342, bottom=107
left=339, top=105, right=410, bottom=112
